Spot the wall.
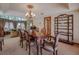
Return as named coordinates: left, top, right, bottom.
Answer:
left=33, top=15, right=44, bottom=31
left=33, top=10, right=79, bottom=43
left=52, top=10, right=79, bottom=43
left=69, top=10, right=79, bottom=43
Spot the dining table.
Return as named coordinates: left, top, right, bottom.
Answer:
left=28, top=30, right=55, bottom=55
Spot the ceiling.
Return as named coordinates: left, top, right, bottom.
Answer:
left=0, top=3, right=79, bottom=18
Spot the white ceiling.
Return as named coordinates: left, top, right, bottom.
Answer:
left=0, top=3, right=79, bottom=18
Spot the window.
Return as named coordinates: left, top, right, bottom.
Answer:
left=4, top=22, right=14, bottom=31
left=4, top=22, right=9, bottom=31
left=0, top=14, right=25, bottom=21
left=17, top=23, right=25, bottom=30
left=9, top=22, right=14, bottom=30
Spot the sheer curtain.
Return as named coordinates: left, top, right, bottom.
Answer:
left=4, top=22, right=14, bottom=31
left=17, top=23, right=25, bottom=30
left=9, top=22, right=14, bottom=30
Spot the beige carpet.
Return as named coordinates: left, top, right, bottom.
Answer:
left=0, top=36, right=79, bottom=55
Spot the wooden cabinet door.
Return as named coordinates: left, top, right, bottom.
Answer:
left=44, top=16, right=51, bottom=36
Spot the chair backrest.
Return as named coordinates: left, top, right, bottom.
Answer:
left=18, top=30, right=22, bottom=37
left=53, top=34, right=61, bottom=48
left=24, top=31, right=29, bottom=40
left=0, top=27, right=4, bottom=37
left=19, top=30, right=24, bottom=38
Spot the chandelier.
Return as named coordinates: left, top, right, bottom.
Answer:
left=25, top=5, right=35, bottom=18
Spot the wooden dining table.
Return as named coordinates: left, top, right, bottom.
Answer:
left=27, top=30, right=55, bottom=55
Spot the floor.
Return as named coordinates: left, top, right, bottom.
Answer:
left=0, top=35, right=79, bottom=55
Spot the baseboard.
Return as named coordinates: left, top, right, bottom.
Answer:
left=59, top=39, right=74, bottom=45
left=73, top=42, right=79, bottom=45
left=59, top=39, right=79, bottom=45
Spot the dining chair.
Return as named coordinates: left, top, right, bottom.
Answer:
left=0, top=38, right=3, bottom=51
left=19, top=30, right=25, bottom=48
left=0, top=28, right=5, bottom=51
left=0, top=36, right=4, bottom=51
left=0, top=28, right=5, bottom=45
left=40, top=34, right=60, bottom=55
left=24, top=30, right=39, bottom=55
left=24, top=31, right=29, bottom=50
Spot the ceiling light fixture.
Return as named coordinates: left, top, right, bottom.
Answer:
left=25, top=5, right=35, bottom=18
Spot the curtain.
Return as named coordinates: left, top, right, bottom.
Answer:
left=4, top=22, right=14, bottom=31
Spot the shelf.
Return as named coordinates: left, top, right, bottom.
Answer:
left=55, top=22, right=72, bottom=24
left=54, top=14, right=73, bottom=44
left=55, top=28, right=72, bottom=30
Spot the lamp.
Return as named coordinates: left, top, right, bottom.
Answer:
left=25, top=5, right=35, bottom=18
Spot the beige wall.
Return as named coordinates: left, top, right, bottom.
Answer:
left=52, top=10, right=79, bottom=43
left=69, top=10, right=79, bottom=43
left=33, top=16, right=44, bottom=31
left=33, top=10, right=79, bottom=43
